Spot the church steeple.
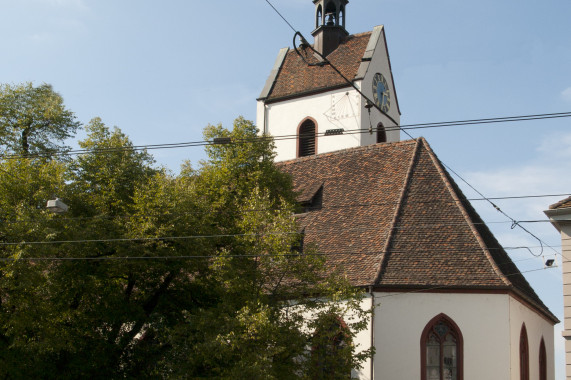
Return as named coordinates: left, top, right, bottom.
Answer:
left=312, top=0, right=349, bottom=57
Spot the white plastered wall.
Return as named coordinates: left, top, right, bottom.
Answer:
left=509, top=296, right=556, bottom=380
left=257, top=88, right=365, bottom=162
left=358, top=27, right=401, bottom=147
left=256, top=27, right=402, bottom=162
left=289, top=291, right=555, bottom=379
left=366, top=292, right=512, bottom=380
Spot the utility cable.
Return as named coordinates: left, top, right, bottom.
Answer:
left=287, top=26, right=563, bottom=260
left=264, top=0, right=297, bottom=33
left=1, top=111, right=571, bottom=161
left=0, top=246, right=557, bottom=263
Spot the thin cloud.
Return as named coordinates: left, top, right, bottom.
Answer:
left=463, top=131, right=571, bottom=223
left=29, top=0, right=88, bottom=10
left=537, top=132, right=571, bottom=159
left=562, top=87, right=571, bottom=103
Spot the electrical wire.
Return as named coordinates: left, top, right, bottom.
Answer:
left=287, top=18, right=562, bottom=261
left=0, top=246, right=557, bottom=263
left=0, top=222, right=561, bottom=247
left=0, top=1, right=564, bottom=270
left=0, top=192, right=568, bottom=225
left=375, top=265, right=559, bottom=301
left=1, top=111, right=571, bottom=161
left=441, top=161, right=558, bottom=258
left=263, top=0, right=297, bottom=33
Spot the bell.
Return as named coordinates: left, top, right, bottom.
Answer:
left=326, top=13, right=335, bottom=26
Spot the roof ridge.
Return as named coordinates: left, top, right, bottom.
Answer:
left=349, top=30, right=374, bottom=38
left=420, top=138, right=512, bottom=287
left=277, top=139, right=418, bottom=166
left=550, top=195, right=571, bottom=209
left=373, top=138, right=422, bottom=285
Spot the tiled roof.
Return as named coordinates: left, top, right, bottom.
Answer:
left=278, top=139, right=557, bottom=323
left=264, top=32, right=372, bottom=101
left=550, top=196, right=571, bottom=210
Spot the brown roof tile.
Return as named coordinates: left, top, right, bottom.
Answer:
left=278, top=139, right=557, bottom=323
left=266, top=32, right=372, bottom=101
left=550, top=196, right=571, bottom=210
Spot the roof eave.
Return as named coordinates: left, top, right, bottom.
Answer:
left=262, top=83, right=354, bottom=104
left=544, top=207, right=571, bottom=232
left=367, top=284, right=559, bottom=324
left=258, top=47, right=290, bottom=101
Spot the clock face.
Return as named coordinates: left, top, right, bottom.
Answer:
left=372, top=73, right=390, bottom=113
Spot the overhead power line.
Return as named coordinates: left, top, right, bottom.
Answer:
left=1, top=110, right=570, bottom=161
left=0, top=247, right=557, bottom=263
left=261, top=0, right=564, bottom=264
left=0, top=227, right=560, bottom=252
left=0, top=191, right=568, bottom=226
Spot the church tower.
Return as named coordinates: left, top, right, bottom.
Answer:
left=257, top=0, right=401, bottom=162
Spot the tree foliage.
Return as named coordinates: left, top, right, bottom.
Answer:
left=0, top=117, right=372, bottom=379
left=0, top=82, right=80, bottom=156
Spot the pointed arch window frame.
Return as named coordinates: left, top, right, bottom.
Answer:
left=376, top=122, right=387, bottom=143
left=316, top=4, right=323, bottom=28
left=420, top=313, right=464, bottom=380
left=539, top=337, right=547, bottom=380
left=310, top=314, right=352, bottom=379
left=520, top=323, right=529, bottom=380
left=297, top=117, right=318, bottom=158
left=324, top=1, right=338, bottom=26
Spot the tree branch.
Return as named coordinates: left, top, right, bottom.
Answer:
left=117, top=270, right=179, bottom=351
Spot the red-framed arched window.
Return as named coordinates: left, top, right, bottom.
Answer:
left=539, top=337, right=546, bottom=380
left=298, top=118, right=317, bottom=157
left=520, top=324, right=529, bottom=380
left=421, top=314, right=463, bottom=380
left=376, top=123, right=386, bottom=143
left=310, top=314, right=352, bottom=379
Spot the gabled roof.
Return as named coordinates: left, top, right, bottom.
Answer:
left=550, top=196, right=571, bottom=210
left=259, top=31, right=372, bottom=102
left=278, top=138, right=557, bottom=323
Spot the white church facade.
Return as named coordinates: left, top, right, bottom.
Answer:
left=257, top=1, right=558, bottom=379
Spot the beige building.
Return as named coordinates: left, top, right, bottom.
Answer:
left=545, top=197, right=571, bottom=379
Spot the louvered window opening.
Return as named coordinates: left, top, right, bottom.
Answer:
left=299, top=120, right=316, bottom=157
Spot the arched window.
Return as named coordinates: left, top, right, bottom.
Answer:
left=310, top=314, right=352, bottom=379
left=421, top=314, right=463, bottom=380
left=324, top=1, right=337, bottom=26
left=316, top=5, right=323, bottom=28
left=298, top=119, right=317, bottom=157
left=376, top=123, right=386, bottom=143
left=539, top=337, right=546, bottom=380
left=520, top=324, right=529, bottom=380
left=339, top=5, right=345, bottom=28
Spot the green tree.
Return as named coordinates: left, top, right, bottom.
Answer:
left=0, top=117, right=372, bottom=379
left=0, top=82, right=81, bottom=156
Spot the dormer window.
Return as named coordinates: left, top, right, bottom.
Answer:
left=296, top=181, right=324, bottom=213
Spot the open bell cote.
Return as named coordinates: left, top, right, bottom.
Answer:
left=312, top=0, right=349, bottom=57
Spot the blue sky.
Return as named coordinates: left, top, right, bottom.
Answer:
left=2, top=0, right=571, bottom=377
